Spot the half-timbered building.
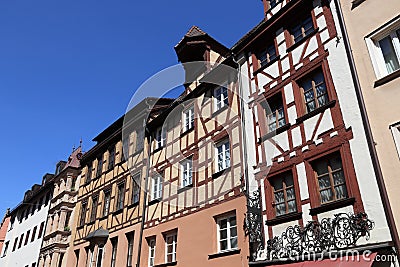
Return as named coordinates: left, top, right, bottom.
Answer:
left=233, top=0, right=397, bottom=265
left=70, top=98, right=172, bottom=267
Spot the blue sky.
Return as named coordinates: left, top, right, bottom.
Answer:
left=0, top=0, right=262, bottom=215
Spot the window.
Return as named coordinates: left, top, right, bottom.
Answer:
left=103, top=190, right=111, bottom=216
left=165, top=233, right=177, bottom=263
left=58, top=253, right=64, bottom=267
left=96, top=156, right=103, bottom=177
left=214, top=86, right=229, bottom=111
left=299, top=69, right=329, bottom=113
left=266, top=94, right=286, bottom=132
left=126, top=233, right=134, bottom=267
left=79, top=201, right=88, bottom=226
left=155, top=126, right=166, bottom=149
left=122, top=136, right=130, bottom=162
left=135, top=130, right=145, bottom=152
left=116, top=183, right=125, bottom=211
left=182, top=106, right=194, bottom=132
left=257, top=43, right=277, bottom=67
left=12, top=237, right=18, bottom=251
left=87, top=247, right=94, bottom=267
left=290, top=15, right=315, bottom=44
left=38, top=222, right=45, bottom=238
left=90, top=196, right=98, bottom=222
left=181, top=158, right=193, bottom=187
left=391, top=124, right=400, bottom=159
left=148, top=238, right=156, bottom=267
left=9, top=217, right=14, bottom=230
left=217, top=215, right=238, bottom=252
left=215, top=140, right=231, bottom=172
left=271, top=172, right=297, bottom=216
left=108, top=146, right=116, bottom=170
left=31, top=226, right=37, bottom=242
left=110, top=238, right=118, bottom=267
left=32, top=263, right=36, bottom=267
left=96, top=245, right=103, bottom=267
left=312, top=153, right=347, bottom=204
left=24, top=230, right=31, bottom=246
left=2, top=241, right=9, bottom=256
left=64, top=211, right=71, bottom=229
left=269, top=0, right=282, bottom=9
left=86, top=164, right=93, bottom=183
left=18, top=233, right=24, bottom=249
left=74, top=250, right=80, bottom=267
left=151, top=175, right=163, bottom=200
left=132, top=174, right=140, bottom=205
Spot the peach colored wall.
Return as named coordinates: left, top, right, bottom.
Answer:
left=141, top=196, right=248, bottom=267
left=0, top=215, right=10, bottom=253
left=339, top=0, right=400, bottom=237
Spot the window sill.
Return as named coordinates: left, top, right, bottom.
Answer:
left=177, top=184, right=193, bottom=193
left=286, top=28, right=319, bottom=53
left=112, top=208, right=123, bottom=215
left=374, top=68, right=400, bottom=87
left=253, top=55, right=281, bottom=76
left=296, top=100, right=336, bottom=124
left=309, top=197, right=355, bottom=216
left=208, top=248, right=241, bottom=259
left=212, top=166, right=231, bottom=179
left=181, top=127, right=194, bottom=137
left=127, top=201, right=139, bottom=209
left=212, top=105, right=229, bottom=117
left=154, top=261, right=177, bottom=267
left=148, top=198, right=161, bottom=206
left=265, top=212, right=302, bottom=226
left=258, top=123, right=291, bottom=143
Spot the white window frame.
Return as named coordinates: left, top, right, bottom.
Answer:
left=165, top=233, right=177, bottom=263
left=180, top=157, right=193, bottom=187
left=216, top=214, right=238, bottom=252
left=215, top=140, right=231, bottom=172
left=148, top=238, right=156, bottom=267
left=151, top=175, right=163, bottom=200
left=366, top=17, right=400, bottom=79
left=182, top=106, right=194, bottom=132
left=390, top=123, right=400, bottom=159
left=213, top=85, right=229, bottom=111
left=155, top=126, right=166, bottom=149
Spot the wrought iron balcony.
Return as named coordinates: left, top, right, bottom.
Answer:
left=244, top=189, right=375, bottom=262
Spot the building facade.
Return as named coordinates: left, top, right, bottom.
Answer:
left=70, top=98, right=173, bottom=267
left=338, top=0, right=400, bottom=255
left=0, top=209, right=10, bottom=254
left=0, top=176, right=53, bottom=267
left=233, top=0, right=397, bottom=265
left=38, top=147, right=82, bottom=267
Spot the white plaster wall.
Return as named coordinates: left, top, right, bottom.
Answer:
left=325, top=0, right=391, bottom=243
left=0, top=202, right=50, bottom=267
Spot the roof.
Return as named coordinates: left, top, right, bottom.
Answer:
left=185, top=25, right=207, bottom=37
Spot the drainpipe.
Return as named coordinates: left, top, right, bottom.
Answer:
left=136, top=114, right=153, bottom=267
left=333, top=0, right=400, bottom=259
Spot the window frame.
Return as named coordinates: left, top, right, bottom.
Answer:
left=116, top=182, right=125, bottom=211
left=148, top=238, right=156, bottom=267
left=79, top=201, right=88, bottom=227
left=215, top=139, right=231, bottom=173
left=180, top=157, right=193, bottom=188
left=216, top=214, right=238, bottom=252
left=257, top=42, right=278, bottom=68
left=151, top=174, right=163, bottom=201
left=131, top=174, right=141, bottom=205
left=90, top=195, right=98, bottom=223
left=289, top=13, right=315, bottom=45
left=265, top=93, right=287, bottom=133
left=86, top=164, right=93, bottom=183
left=96, top=156, right=103, bottom=178
left=135, top=129, right=145, bottom=153
left=213, top=85, right=229, bottom=112
left=165, top=232, right=177, bottom=263
left=126, top=232, right=134, bottom=267
left=108, top=145, right=116, bottom=170
left=110, top=238, right=118, bottom=267
left=311, top=152, right=348, bottom=205
left=182, top=105, right=195, bottom=132
left=154, top=126, right=166, bottom=150
left=270, top=172, right=298, bottom=217
left=366, top=19, right=400, bottom=79
left=102, top=190, right=111, bottom=217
